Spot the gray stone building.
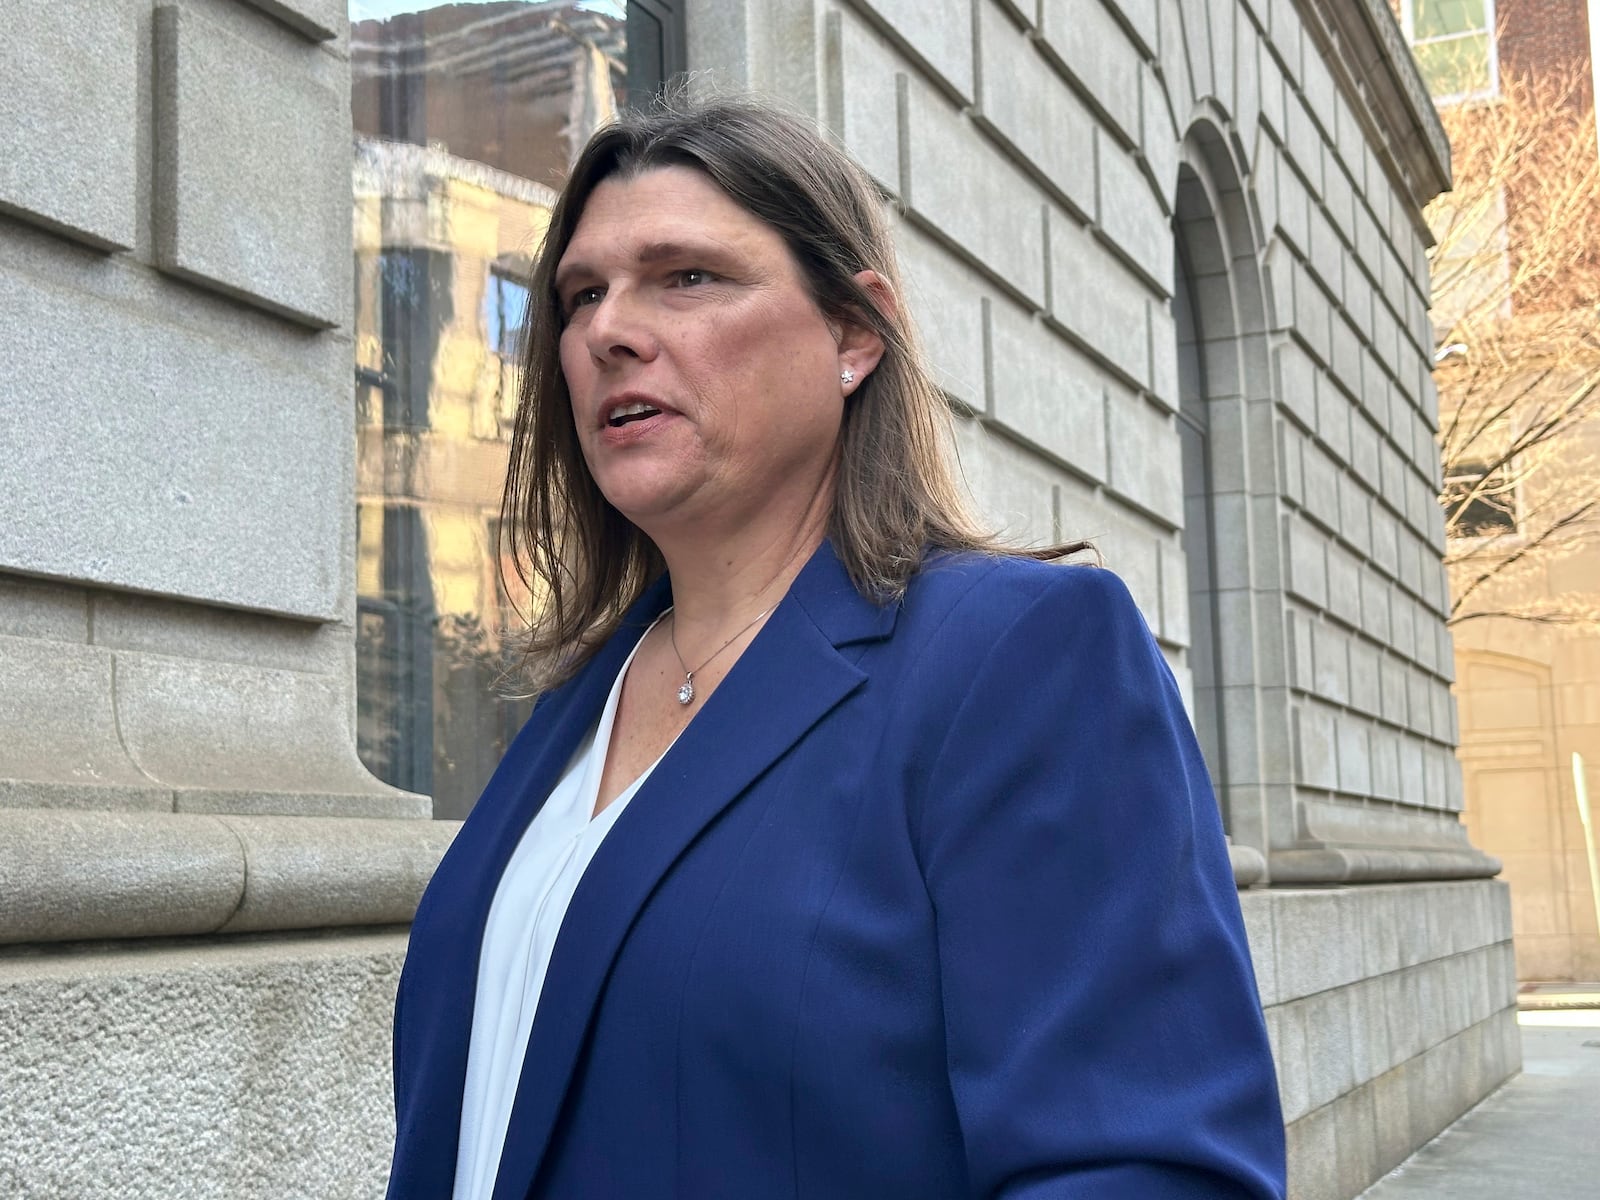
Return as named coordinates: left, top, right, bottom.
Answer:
left=0, top=1, right=1515, bottom=1198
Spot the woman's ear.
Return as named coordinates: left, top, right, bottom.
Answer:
left=837, top=269, right=893, bottom=393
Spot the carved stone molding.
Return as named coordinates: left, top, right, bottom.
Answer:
left=1270, top=846, right=1502, bottom=882
left=1271, top=798, right=1503, bottom=883
left=1230, top=842, right=1271, bottom=888
left=1297, top=0, right=1453, bottom=212
left=0, top=810, right=459, bottom=945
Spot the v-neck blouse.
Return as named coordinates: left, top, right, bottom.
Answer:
left=452, top=623, right=668, bottom=1200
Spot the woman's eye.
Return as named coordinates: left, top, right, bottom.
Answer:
left=560, top=286, right=602, bottom=319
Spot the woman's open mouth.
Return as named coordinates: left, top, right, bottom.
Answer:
left=607, top=401, right=662, bottom=428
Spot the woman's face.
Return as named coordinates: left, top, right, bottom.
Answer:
left=555, top=166, right=852, bottom=543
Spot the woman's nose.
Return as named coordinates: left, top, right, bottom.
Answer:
left=584, top=287, right=657, bottom=363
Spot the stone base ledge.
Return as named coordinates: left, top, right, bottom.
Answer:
left=0, top=809, right=459, bottom=945
left=1282, top=1004, right=1520, bottom=1200
left=1230, top=841, right=1269, bottom=887
left=1270, top=846, right=1502, bottom=884
left=1239, top=880, right=1514, bottom=1010
left=0, top=929, right=404, bottom=1200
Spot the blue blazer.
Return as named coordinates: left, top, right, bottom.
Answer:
left=387, top=545, right=1287, bottom=1199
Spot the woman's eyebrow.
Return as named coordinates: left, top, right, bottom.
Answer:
left=553, top=258, right=597, bottom=297
left=556, top=240, right=736, bottom=293
left=633, top=239, right=730, bottom=266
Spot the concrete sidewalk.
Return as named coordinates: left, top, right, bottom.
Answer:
left=1357, top=1010, right=1600, bottom=1198
left=1516, top=982, right=1600, bottom=1010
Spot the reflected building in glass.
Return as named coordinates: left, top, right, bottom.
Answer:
left=349, top=3, right=629, bottom=817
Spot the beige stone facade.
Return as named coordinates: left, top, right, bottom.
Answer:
left=1453, top=408, right=1600, bottom=981
left=1457, top=630, right=1600, bottom=981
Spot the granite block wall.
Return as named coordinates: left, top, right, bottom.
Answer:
left=0, top=4, right=449, bottom=1191
left=0, top=933, right=406, bottom=1200
left=0, top=0, right=430, bottom=827
left=1247, top=881, right=1518, bottom=1198
left=2, top=0, right=351, bottom=621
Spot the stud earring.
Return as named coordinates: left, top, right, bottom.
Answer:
left=840, top=369, right=856, bottom=386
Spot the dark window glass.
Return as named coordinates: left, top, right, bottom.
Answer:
left=1444, top=462, right=1518, bottom=537
left=349, top=1, right=677, bottom=818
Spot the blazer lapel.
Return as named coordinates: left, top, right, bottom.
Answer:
left=490, top=542, right=896, bottom=1200
left=459, top=576, right=674, bottom=942
left=397, top=579, right=672, bottom=1200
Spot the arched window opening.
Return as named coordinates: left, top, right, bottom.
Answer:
left=1172, top=190, right=1230, bottom=801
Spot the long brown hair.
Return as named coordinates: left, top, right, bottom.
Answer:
left=501, top=93, right=1083, bottom=689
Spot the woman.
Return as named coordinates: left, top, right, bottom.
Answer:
left=387, top=96, right=1286, bottom=1200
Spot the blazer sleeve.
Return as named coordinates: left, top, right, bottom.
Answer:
left=914, top=568, right=1286, bottom=1199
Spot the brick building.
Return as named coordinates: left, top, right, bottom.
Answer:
left=1499, top=0, right=1597, bottom=89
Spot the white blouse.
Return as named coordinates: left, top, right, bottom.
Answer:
left=452, top=623, right=669, bottom=1200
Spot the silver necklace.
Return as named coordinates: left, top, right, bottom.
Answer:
left=667, top=605, right=774, bottom=705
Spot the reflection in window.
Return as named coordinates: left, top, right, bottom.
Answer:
left=350, top=2, right=674, bottom=818
left=485, top=270, right=530, bottom=359
left=1444, top=460, right=1518, bottom=537
left=1401, top=0, right=1498, bottom=101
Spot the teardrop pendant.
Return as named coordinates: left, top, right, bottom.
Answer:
left=677, top=677, right=695, bottom=705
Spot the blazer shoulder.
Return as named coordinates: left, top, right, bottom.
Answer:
left=909, top=552, right=1148, bottom=640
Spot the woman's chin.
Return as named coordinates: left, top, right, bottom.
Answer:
left=598, top=480, right=700, bottom=534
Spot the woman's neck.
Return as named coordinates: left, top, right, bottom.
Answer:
left=653, top=499, right=829, bottom=641
left=662, top=527, right=822, bottom=636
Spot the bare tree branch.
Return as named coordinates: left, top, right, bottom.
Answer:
left=1431, top=61, right=1600, bottom=630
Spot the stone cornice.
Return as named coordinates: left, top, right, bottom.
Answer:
left=1297, top=0, right=1453, bottom=212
